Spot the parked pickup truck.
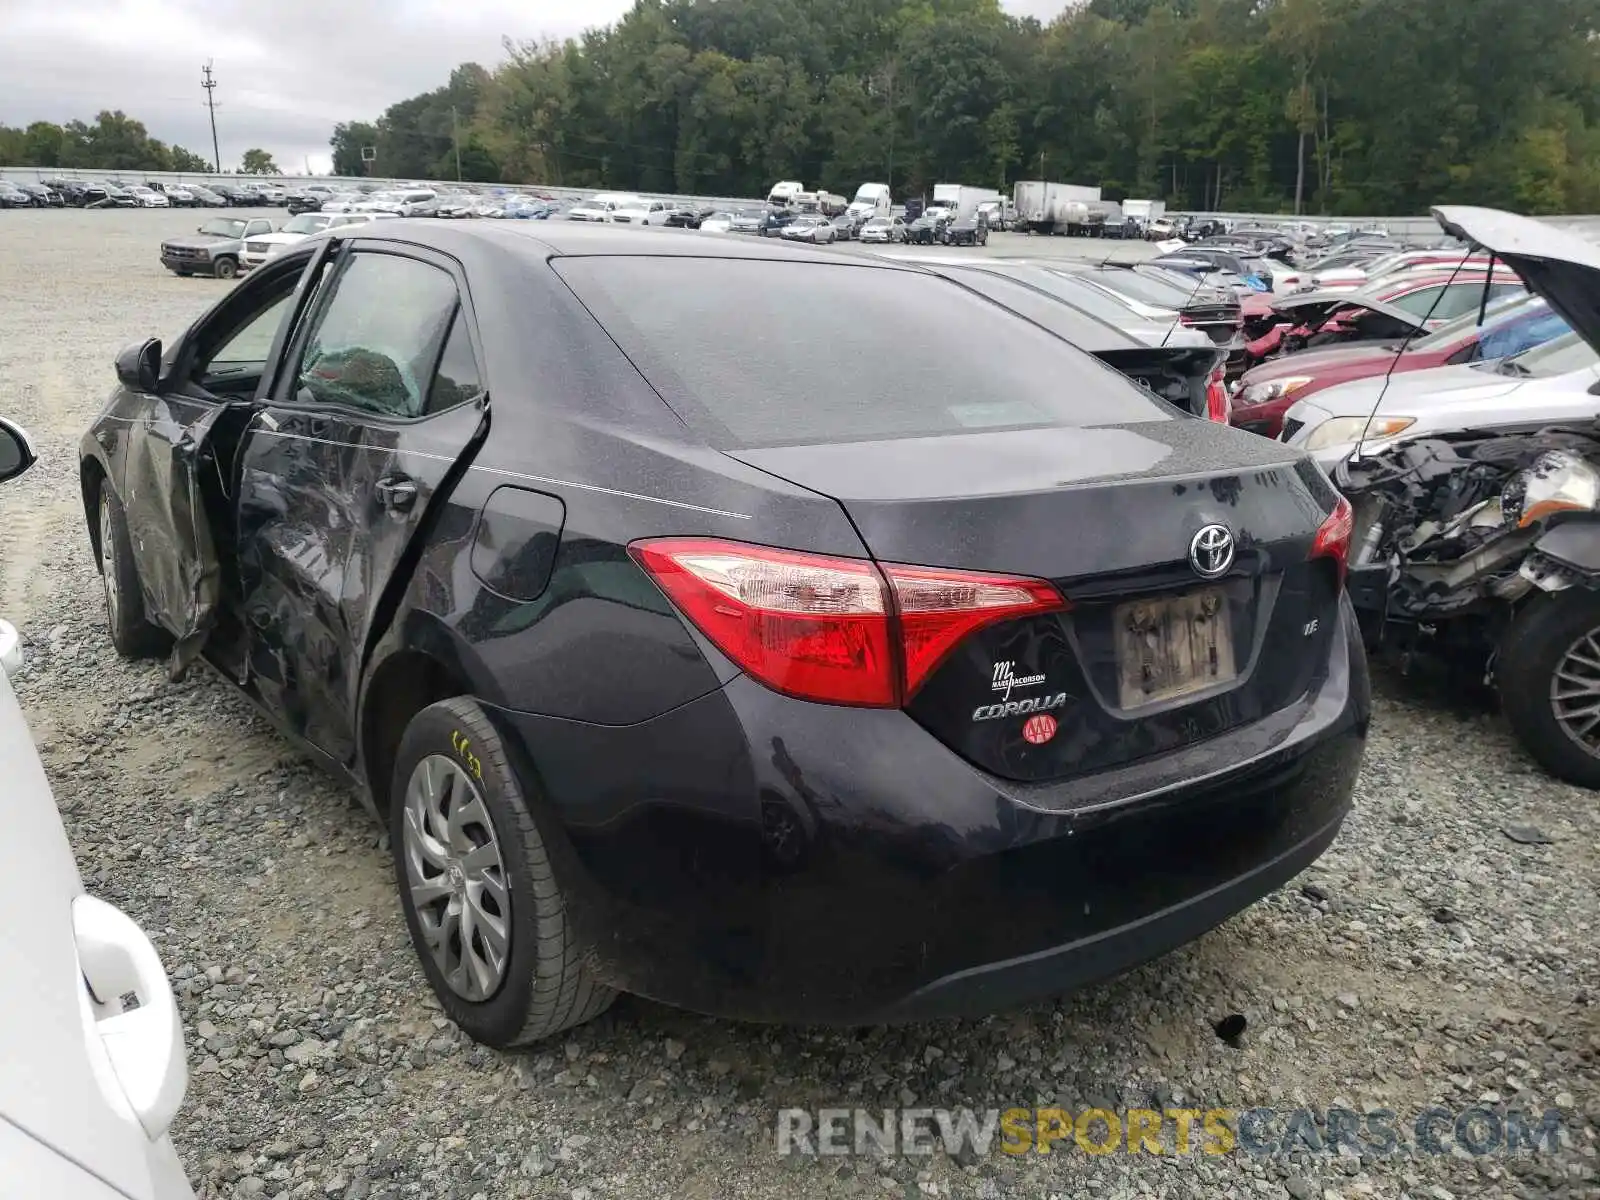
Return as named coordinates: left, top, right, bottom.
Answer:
left=159, top=216, right=275, bottom=280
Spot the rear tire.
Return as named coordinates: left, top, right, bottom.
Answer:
left=389, top=697, right=616, bottom=1047
left=97, top=486, right=171, bottom=659
left=1499, top=592, right=1600, bottom=788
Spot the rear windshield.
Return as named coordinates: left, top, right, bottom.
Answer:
left=1084, top=269, right=1195, bottom=307
left=1508, top=330, right=1598, bottom=375
left=970, top=265, right=1143, bottom=325
left=931, top=266, right=1129, bottom=350
left=1410, top=293, right=1541, bottom=349
left=554, top=257, right=1170, bottom=447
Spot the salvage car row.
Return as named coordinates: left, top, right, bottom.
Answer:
left=0, top=178, right=291, bottom=209
left=1206, top=208, right=1600, bottom=790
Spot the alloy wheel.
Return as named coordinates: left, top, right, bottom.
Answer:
left=1549, top=628, right=1600, bottom=757
left=99, top=496, right=120, bottom=628
left=402, top=754, right=512, bottom=1001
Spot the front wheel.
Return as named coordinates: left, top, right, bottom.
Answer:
left=390, top=697, right=616, bottom=1046
left=1499, top=591, right=1600, bottom=788
left=212, top=256, right=238, bottom=280
left=97, top=486, right=171, bottom=659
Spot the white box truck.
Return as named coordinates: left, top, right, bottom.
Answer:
left=933, top=183, right=1000, bottom=217
left=1122, top=199, right=1166, bottom=223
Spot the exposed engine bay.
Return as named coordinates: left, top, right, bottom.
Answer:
left=1341, top=424, right=1600, bottom=630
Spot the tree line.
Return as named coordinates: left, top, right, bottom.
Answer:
left=0, top=111, right=217, bottom=175
left=0, top=110, right=288, bottom=177
left=331, top=0, right=1600, bottom=215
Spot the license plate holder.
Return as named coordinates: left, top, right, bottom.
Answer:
left=1114, top=586, right=1236, bottom=709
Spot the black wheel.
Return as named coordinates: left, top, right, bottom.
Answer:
left=1499, top=591, right=1600, bottom=788
left=96, top=485, right=171, bottom=659
left=389, top=697, right=616, bottom=1046
left=213, top=256, right=238, bottom=280
left=175, top=270, right=193, bottom=277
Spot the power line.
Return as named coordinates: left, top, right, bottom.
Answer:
left=201, top=61, right=220, bottom=172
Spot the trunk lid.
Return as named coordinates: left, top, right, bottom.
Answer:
left=730, top=420, right=1345, bottom=782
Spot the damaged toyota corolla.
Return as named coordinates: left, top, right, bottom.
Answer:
left=1343, top=206, right=1600, bottom=787
left=78, top=221, right=1368, bottom=1047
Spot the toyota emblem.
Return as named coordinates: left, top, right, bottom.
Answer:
left=1188, top=524, right=1235, bottom=579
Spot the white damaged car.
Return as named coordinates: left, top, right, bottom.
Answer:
left=0, top=417, right=197, bottom=1198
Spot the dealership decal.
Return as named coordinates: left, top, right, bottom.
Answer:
left=991, top=659, right=1047, bottom=700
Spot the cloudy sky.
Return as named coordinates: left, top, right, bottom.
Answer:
left=0, top=0, right=1066, bottom=174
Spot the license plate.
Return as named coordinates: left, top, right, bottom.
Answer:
left=1114, top=587, right=1236, bottom=709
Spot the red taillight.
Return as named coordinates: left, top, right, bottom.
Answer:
left=1310, top=496, right=1354, bottom=585
left=629, top=538, right=1066, bottom=707
left=1205, top=365, right=1229, bottom=423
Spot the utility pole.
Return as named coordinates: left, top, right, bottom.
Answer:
left=201, top=61, right=221, bottom=173
left=451, top=105, right=463, bottom=182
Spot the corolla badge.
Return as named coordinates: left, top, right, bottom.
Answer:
left=972, top=692, right=1068, bottom=722
left=1188, top=524, right=1235, bottom=579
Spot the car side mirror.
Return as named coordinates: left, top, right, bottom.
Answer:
left=0, top=417, right=37, bottom=484
left=1589, top=378, right=1600, bottom=397
left=115, top=338, right=162, bottom=393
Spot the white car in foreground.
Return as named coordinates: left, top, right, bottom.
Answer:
left=241, top=211, right=397, bottom=269
left=1282, top=330, right=1600, bottom=471
left=0, top=417, right=196, bottom=1199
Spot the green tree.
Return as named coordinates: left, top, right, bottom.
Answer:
left=239, top=148, right=281, bottom=174
left=169, top=145, right=213, bottom=173
left=23, top=122, right=66, bottom=167
left=330, top=121, right=379, bottom=176
left=314, top=0, right=1600, bottom=212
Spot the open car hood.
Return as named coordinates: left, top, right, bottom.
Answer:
left=1433, top=206, right=1600, bottom=357
left=1270, top=290, right=1429, bottom=330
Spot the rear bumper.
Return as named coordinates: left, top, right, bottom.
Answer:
left=884, top=801, right=1345, bottom=1020
left=489, top=596, right=1368, bottom=1023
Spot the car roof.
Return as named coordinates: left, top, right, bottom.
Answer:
left=332, top=218, right=919, bottom=268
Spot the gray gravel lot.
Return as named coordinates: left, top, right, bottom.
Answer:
left=0, top=209, right=1595, bottom=1200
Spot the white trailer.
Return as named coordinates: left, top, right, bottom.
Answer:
left=1013, top=181, right=1103, bottom=234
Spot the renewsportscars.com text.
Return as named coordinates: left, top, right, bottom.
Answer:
left=775, top=1106, right=1567, bottom=1159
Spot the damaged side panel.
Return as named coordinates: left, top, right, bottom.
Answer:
left=118, top=396, right=230, bottom=674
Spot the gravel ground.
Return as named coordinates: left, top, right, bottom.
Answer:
left=0, top=209, right=1595, bottom=1200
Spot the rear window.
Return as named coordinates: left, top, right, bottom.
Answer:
left=1085, top=269, right=1195, bottom=307
left=554, top=257, right=1170, bottom=447
left=932, top=266, right=1130, bottom=351
left=970, top=265, right=1141, bottom=325
left=1510, top=330, right=1598, bottom=375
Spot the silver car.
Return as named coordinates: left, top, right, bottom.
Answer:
left=780, top=215, right=837, bottom=244
left=0, top=418, right=197, bottom=1198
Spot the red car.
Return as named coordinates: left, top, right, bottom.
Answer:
left=1230, top=291, right=1563, bottom=438
left=1234, top=269, right=1524, bottom=372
